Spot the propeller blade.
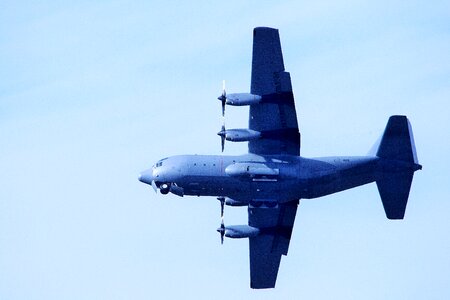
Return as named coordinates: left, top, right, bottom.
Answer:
left=218, top=123, right=226, bottom=152
left=217, top=80, right=226, bottom=117
left=216, top=216, right=225, bottom=245
left=151, top=180, right=157, bottom=193
left=217, top=197, right=225, bottom=218
left=222, top=80, right=226, bottom=116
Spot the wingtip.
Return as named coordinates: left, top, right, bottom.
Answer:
left=250, top=281, right=275, bottom=289
left=253, top=27, right=279, bottom=34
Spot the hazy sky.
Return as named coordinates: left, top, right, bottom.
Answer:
left=1, top=1, right=449, bottom=299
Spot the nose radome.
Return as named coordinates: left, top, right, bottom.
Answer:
left=138, top=169, right=154, bottom=185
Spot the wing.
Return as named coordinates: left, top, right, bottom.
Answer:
left=249, top=27, right=300, bottom=156
left=248, top=200, right=299, bottom=289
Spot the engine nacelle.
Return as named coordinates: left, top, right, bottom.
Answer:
left=224, top=129, right=261, bottom=142
left=226, top=93, right=261, bottom=106
left=224, top=225, right=260, bottom=238
left=225, top=197, right=247, bottom=206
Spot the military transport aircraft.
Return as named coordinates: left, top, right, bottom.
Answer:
left=138, top=27, right=422, bottom=289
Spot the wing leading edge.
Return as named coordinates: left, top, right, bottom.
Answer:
left=249, top=27, right=300, bottom=156
left=249, top=200, right=299, bottom=289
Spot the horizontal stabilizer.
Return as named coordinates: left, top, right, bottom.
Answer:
left=376, top=115, right=419, bottom=164
left=375, top=115, right=421, bottom=219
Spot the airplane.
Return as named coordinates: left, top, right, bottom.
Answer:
left=138, top=27, right=422, bottom=289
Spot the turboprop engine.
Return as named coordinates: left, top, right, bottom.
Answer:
left=218, top=128, right=261, bottom=142
left=217, top=224, right=260, bottom=243
left=224, top=225, right=260, bottom=238
left=225, top=197, right=247, bottom=206
left=225, top=93, right=262, bottom=106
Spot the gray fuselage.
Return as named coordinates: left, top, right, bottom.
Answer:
left=140, top=154, right=380, bottom=203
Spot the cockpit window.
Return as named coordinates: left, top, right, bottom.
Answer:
left=154, top=158, right=168, bottom=168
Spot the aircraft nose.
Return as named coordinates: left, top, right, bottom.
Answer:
left=138, top=169, right=154, bottom=185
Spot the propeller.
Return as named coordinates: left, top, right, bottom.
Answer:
left=217, top=196, right=225, bottom=217
left=217, top=80, right=228, bottom=152
left=217, top=217, right=225, bottom=245
left=216, top=197, right=225, bottom=244
left=217, top=80, right=226, bottom=117
left=218, top=122, right=226, bottom=152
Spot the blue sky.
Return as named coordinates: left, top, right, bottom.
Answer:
left=1, top=1, right=449, bottom=299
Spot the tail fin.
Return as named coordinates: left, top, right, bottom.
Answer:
left=375, top=116, right=422, bottom=219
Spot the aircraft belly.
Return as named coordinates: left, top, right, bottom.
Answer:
left=180, top=175, right=252, bottom=197
left=177, top=156, right=379, bottom=200
left=301, top=157, right=379, bottom=199
left=179, top=173, right=299, bottom=200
